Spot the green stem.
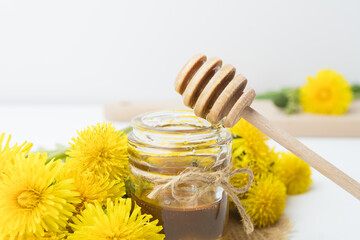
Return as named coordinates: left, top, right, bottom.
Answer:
left=256, top=91, right=281, bottom=100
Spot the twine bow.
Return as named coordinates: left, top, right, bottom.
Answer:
left=146, top=166, right=254, bottom=234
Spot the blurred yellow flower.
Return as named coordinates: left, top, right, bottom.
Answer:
left=275, top=152, right=312, bottom=195
left=0, top=133, right=32, bottom=178
left=66, top=122, right=129, bottom=181
left=242, top=174, right=286, bottom=228
left=300, top=70, right=353, bottom=114
left=68, top=198, right=164, bottom=240
left=0, top=153, right=80, bottom=239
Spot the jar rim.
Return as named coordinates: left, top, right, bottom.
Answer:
left=131, top=110, right=222, bottom=134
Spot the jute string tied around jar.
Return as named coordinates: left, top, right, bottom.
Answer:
left=146, top=166, right=255, bottom=234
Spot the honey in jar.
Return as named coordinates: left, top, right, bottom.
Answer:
left=128, top=110, right=232, bottom=240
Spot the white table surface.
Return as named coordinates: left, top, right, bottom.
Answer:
left=0, top=104, right=359, bottom=240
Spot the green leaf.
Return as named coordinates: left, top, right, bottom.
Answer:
left=37, top=144, right=68, bottom=164
left=273, top=92, right=288, bottom=108
left=124, top=178, right=131, bottom=198
left=122, top=126, right=133, bottom=135
left=352, top=84, right=360, bottom=99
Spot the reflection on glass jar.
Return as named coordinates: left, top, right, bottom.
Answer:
left=128, top=110, right=232, bottom=240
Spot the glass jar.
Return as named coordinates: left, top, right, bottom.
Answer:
left=128, top=110, right=232, bottom=240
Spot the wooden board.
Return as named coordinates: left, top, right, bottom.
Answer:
left=251, top=100, right=360, bottom=137
left=104, top=99, right=360, bottom=137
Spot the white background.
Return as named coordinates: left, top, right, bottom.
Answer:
left=0, top=0, right=359, bottom=104
left=1, top=2, right=360, bottom=239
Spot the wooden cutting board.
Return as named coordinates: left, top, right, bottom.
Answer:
left=104, top=99, right=360, bottom=137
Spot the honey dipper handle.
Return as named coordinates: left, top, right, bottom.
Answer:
left=242, top=106, right=360, bottom=200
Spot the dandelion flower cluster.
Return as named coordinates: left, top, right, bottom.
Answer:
left=0, top=153, right=80, bottom=239
left=1, top=114, right=311, bottom=236
left=275, top=152, right=312, bottom=195
left=229, top=120, right=312, bottom=228
left=67, top=122, right=129, bottom=181
left=300, top=69, right=353, bottom=115
left=242, top=175, right=287, bottom=228
left=68, top=198, right=165, bottom=240
left=0, top=125, right=165, bottom=239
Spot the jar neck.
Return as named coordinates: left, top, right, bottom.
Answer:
left=130, top=110, right=230, bottom=147
left=128, top=111, right=232, bottom=174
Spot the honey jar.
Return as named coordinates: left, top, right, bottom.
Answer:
left=128, top=110, right=232, bottom=240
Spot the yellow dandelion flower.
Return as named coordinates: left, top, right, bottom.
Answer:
left=0, top=153, right=80, bottom=238
left=229, top=150, right=279, bottom=190
left=231, top=119, right=269, bottom=156
left=67, top=122, right=129, bottom=181
left=275, top=152, right=312, bottom=195
left=230, top=119, right=275, bottom=175
left=242, top=174, right=286, bottom=228
left=59, top=161, right=126, bottom=212
left=300, top=69, right=353, bottom=114
left=68, top=198, right=165, bottom=240
left=0, top=133, right=33, bottom=177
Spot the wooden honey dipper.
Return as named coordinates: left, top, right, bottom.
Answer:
left=175, top=54, right=360, bottom=200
